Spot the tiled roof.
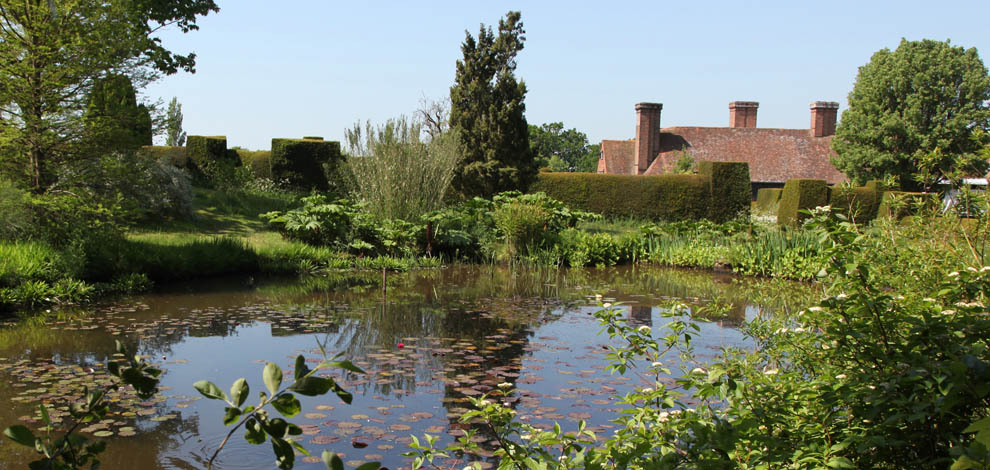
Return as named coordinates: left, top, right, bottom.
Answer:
left=639, top=127, right=846, bottom=184
left=598, top=139, right=636, bottom=174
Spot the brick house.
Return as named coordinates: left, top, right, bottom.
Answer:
left=597, top=101, right=847, bottom=194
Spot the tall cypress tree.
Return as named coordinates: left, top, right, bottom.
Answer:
left=449, top=11, right=536, bottom=199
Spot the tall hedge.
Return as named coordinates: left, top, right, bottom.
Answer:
left=828, top=185, right=882, bottom=223
left=755, top=188, right=783, bottom=215
left=530, top=173, right=710, bottom=221
left=777, top=179, right=829, bottom=226
left=270, top=138, right=343, bottom=191
left=236, top=149, right=274, bottom=179
left=698, top=161, right=751, bottom=222
left=186, top=136, right=239, bottom=171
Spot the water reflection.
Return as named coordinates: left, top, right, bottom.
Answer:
left=0, top=265, right=813, bottom=469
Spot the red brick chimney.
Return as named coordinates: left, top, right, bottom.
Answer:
left=634, top=102, right=662, bottom=174
left=810, top=101, right=839, bottom=137
left=729, top=101, right=758, bottom=128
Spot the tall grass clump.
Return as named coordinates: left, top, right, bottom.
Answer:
left=345, top=116, right=462, bottom=221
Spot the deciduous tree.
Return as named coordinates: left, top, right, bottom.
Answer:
left=529, top=122, right=593, bottom=172
left=449, top=11, right=536, bottom=199
left=0, top=0, right=217, bottom=190
left=832, top=39, right=990, bottom=190
left=165, top=96, right=187, bottom=147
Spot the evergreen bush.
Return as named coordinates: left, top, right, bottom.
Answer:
left=698, top=161, right=751, bottom=222
left=755, top=188, right=783, bottom=215
left=270, top=138, right=343, bottom=191
left=777, top=178, right=829, bottom=226
left=828, top=184, right=882, bottom=223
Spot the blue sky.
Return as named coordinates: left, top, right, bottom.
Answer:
left=144, top=0, right=990, bottom=150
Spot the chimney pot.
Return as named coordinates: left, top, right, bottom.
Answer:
left=810, top=101, right=839, bottom=137
left=729, top=101, right=758, bottom=128
left=634, top=102, right=662, bottom=174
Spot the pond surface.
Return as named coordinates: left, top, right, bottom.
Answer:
left=0, top=266, right=812, bottom=469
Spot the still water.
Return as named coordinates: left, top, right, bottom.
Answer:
left=0, top=266, right=812, bottom=469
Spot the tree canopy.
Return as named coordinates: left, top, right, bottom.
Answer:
left=165, top=97, right=187, bottom=147
left=449, top=11, right=536, bottom=199
left=831, top=39, right=990, bottom=190
left=0, top=0, right=217, bottom=189
left=529, top=122, right=599, bottom=172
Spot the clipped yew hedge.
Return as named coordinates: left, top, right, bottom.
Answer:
left=270, top=137, right=343, bottom=191
left=755, top=188, right=783, bottom=214
left=829, top=185, right=882, bottom=223
left=186, top=135, right=239, bottom=170
left=698, top=161, right=750, bottom=222
left=530, top=173, right=711, bottom=221
left=777, top=178, right=829, bottom=226
left=236, top=149, right=274, bottom=179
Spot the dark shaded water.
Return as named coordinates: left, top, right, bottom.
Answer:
left=0, top=266, right=812, bottom=469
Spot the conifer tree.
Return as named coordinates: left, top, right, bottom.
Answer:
left=449, top=11, right=536, bottom=199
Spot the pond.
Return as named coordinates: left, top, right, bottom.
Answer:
left=0, top=265, right=813, bottom=469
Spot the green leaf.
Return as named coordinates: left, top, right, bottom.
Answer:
left=223, top=407, right=242, bottom=426
left=39, top=404, right=50, bottom=426
left=323, top=450, right=344, bottom=470
left=290, top=376, right=333, bottom=397
left=193, top=380, right=230, bottom=402
left=271, top=394, right=301, bottom=417
left=827, top=457, right=855, bottom=469
left=294, top=355, right=310, bottom=381
left=263, top=418, right=290, bottom=439
left=272, top=437, right=295, bottom=470
left=288, top=437, right=310, bottom=456
left=230, top=378, right=249, bottom=407
left=328, top=360, right=365, bottom=375
left=244, top=417, right=266, bottom=445
left=355, top=462, right=381, bottom=470
left=264, top=362, right=283, bottom=396
left=4, top=425, right=37, bottom=447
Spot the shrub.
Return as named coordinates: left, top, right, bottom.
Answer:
left=186, top=135, right=238, bottom=175
left=754, top=188, right=782, bottom=215
left=0, top=179, right=33, bottom=240
left=876, top=190, right=934, bottom=219
left=697, top=161, right=751, bottom=222
left=138, top=145, right=189, bottom=168
left=530, top=172, right=710, bottom=221
left=270, top=137, right=343, bottom=192
left=493, top=202, right=552, bottom=256
left=828, top=184, right=881, bottom=223
left=345, top=117, right=461, bottom=220
left=777, top=178, right=828, bottom=226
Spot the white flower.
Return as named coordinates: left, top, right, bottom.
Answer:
left=602, top=303, right=613, bottom=309
left=637, top=325, right=651, bottom=334
left=520, top=434, right=531, bottom=440
left=478, top=399, right=492, bottom=406
left=942, top=309, right=956, bottom=316
left=923, top=298, right=936, bottom=302
left=595, top=294, right=603, bottom=301
left=981, top=266, right=990, bottom=273
left=968, top=267, right=978, bottom=273
left=821, top=344, right=830, bottom=350
left=764, top=368, right=779, bottom=376
left=808, top=306, right=823, bottom=312
left=836, top=293, right=848, bottom=300
left=651, top=361, right=664, bottom=368
left=691, top=367, right=707, bottom=375
left=658, top=411, right=669, bottom=422
left=949, top=271, right=960, bottom=278
left=497, top=382, right=513, bottom=389
left=835, top=374, right=847, bottom=380
left=793, top=327, right=807, bottom=333
left=640, top=387, right=653, bottom=394
left=774, top=327, right=789, bottom=334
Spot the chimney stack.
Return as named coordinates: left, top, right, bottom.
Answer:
left=729, top=101, right=758, bottom=128
left=634, top=102, right=662, bottom=174
left=810, top=101, right=839, bottom=137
